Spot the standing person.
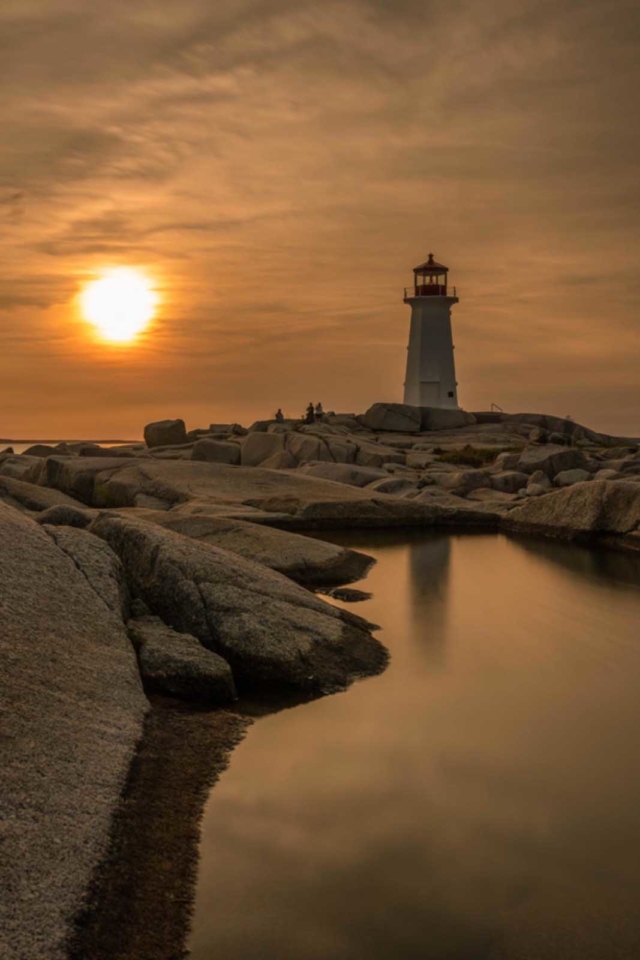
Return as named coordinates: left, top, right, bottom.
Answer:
left=314, top=402, right=324, bottom=420
left=274, top=408, right=284, bottom=423
left=304, top=402, right=315, bottom=425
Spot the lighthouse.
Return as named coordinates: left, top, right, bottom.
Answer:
left=403, top=253, right=459, bottom=408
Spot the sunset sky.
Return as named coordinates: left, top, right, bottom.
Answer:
left=1, top=0, right=638, bottom=438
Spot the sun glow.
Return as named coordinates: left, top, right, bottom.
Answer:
left=80, top=268, right=158, bottom=343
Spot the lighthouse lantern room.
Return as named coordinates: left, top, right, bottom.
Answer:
left=403, top=252, right=459, bottom=409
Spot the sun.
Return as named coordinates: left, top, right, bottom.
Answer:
left=80, top=268, right=158, bottom=343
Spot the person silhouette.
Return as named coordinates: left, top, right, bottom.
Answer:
left=274, top=408, right=284, bottom=423
left=315, top=402, right=324, bottom=420
left=304, top=402, right=315, bottom=425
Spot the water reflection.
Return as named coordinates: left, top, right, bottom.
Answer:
left=189, top=533, right=640, bottom=960
left=407, top=534, right=450, bottom=667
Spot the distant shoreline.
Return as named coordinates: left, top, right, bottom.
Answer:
left=0, top=439, right=141, bottom=445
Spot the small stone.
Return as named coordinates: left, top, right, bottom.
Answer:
left=129, top=616, right=237, bottom=704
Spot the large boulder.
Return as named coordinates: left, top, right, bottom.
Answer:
left=517, top=444, right=588, bottom=478
left=192, top=438, right=241, bottom=465
left=419, top=407, right=476, bottom=431
left=0, top=502, right=147, bottom=960
left=90, top=514, right=388, bottom=693
left=149, top=511, right=374, bottom=585
left=144, top=419, right=187, bottom=449
left=503, top=480, right=640, bottom=541
left=128, top=616, right=237, bottom=704
left=360, top=402, right=422, bottom=433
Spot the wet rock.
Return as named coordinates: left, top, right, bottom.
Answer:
left=128, top=616, right=237, bottom=704
left=192, top=438, right=241, bottom=465
left=144, top=419, right=187, bottom=449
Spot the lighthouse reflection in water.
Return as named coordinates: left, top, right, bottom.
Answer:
left=190, top=532, right=640, bottom=960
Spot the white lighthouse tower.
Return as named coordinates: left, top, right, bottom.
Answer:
left=403, top=253, right=459, bottom=408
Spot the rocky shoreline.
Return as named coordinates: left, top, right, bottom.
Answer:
left=2, top=401, right=640, bottom=959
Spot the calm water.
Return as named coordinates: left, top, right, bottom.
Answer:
left=190, top=532, right=640, bottom=960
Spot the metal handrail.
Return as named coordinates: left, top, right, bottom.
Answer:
left=403, top=286, right=457, bottom=299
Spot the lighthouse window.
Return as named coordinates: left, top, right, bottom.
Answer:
left=447, top=391, right=454, bottom=398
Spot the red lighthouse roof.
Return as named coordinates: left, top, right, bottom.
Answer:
left=413, top=252, right=448, bottom=273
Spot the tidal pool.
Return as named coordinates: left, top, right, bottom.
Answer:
left=189, top=532, right=640, bottom=960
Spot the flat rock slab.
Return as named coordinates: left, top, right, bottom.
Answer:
left=147, top=511, right=374, bottom=586
left=90, top=513, right=388, bottom=694
left=0, top=476, right=84, bottom=513
left=0, top=503, right=147, bottom=960
left=40, top=458, right=502, bottom=529
left=128, top=616, right=237, bottom=704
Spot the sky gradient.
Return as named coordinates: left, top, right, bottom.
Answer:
left=1, top=0, right=639, bottom=438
